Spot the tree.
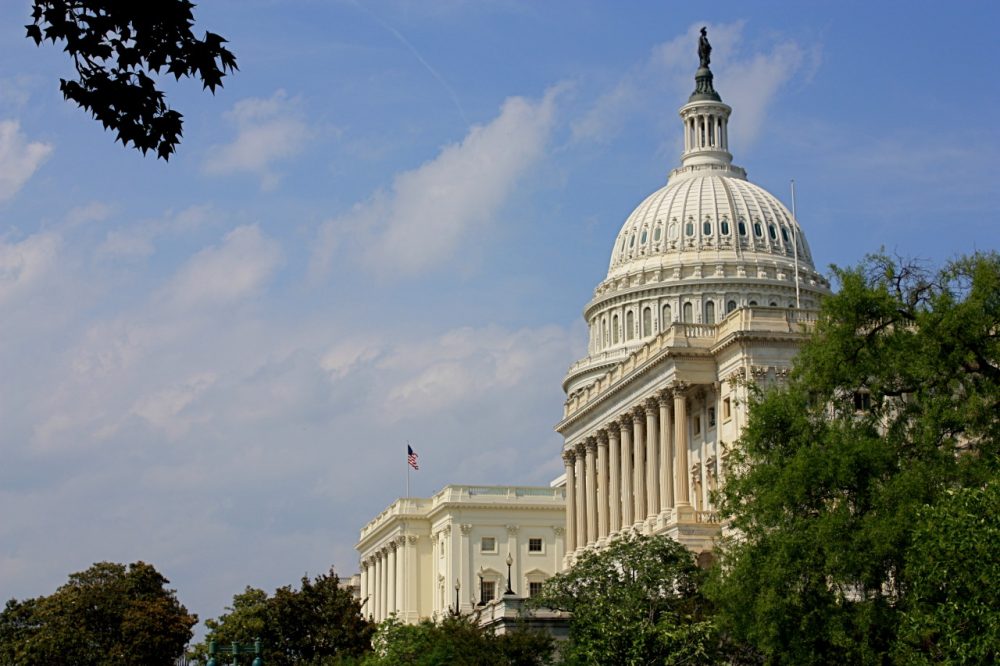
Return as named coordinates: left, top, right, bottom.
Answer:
left=710, top=252, right=1000, bottom=664
left=893, top=479, right=1000, bottom=664
left=195, top=568, right=374, bottom=666
left=27, top=1, right=237, bottom=160
left=528, top=531, right=721, bottom=665
left=0, top=561, right=196, bottom=665
left=363, top=615, right=554, bottom=666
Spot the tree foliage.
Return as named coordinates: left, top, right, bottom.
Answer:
left=710, top=252, right=1000, bottom=664
left=529, top=531, right=721, bottom=665
left=27, top=0, right=237, bottom=159
left=194, top=568, right=373, bottom=666
left=893, top=479, right=1000, bottom=664
left=364, top=615, right=554, bottom=666
left=0, top=561, right=196, bottom=666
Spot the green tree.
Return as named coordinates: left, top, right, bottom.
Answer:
left=893, top=479, right=1000, bottom=664
left=710, top=252, right=1000, bottom=664
left=0, top=561, right=196, bottom=665
left=195, top=568, right=374, bottom=666
left=26, top=0, right=237, bottom=159
left=528, top=531, right=720, bottom=665
left=363, top=615, right=553, bottom=666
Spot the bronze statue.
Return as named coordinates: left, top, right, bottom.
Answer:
left=698, top=27, right=711, bottom=68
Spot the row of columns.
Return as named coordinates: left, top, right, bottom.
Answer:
left=360, top=535, right=411, bottom=622
left=685, top=113, right=728, bottom=152
left=563, top=385, right=694, bottom=552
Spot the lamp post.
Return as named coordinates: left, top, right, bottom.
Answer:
left=452, top=578, right=461, bottom=616
left=477, top=566, right=486, bottom=607
left=504, top=552, right=515, bottom=596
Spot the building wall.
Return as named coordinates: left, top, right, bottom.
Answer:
left=356, top=485, right=565, bottom=623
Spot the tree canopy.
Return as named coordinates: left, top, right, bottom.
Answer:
left=194, top=568, right=373, bottom=666
left=710, top=252, right=1000, bottom=664
left=529, top=531, right=721, bottom=665
left=0, top=561, right=196, bottom=666
left=27, top=0, right=237, bottom=159
left=364, top=615, right=554, bottom=666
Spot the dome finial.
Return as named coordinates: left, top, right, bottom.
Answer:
left=690, top=27, right=721, bottom=102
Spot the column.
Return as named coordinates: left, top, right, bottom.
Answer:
left=674, top=388, right=691, bottom=507
left=632, top=407, right=646, bottom=525
left=574, top=443, right=587, bottom=549
left=607, top=421, right=622, bottom=535
left=645, top=398, right=659, bottom=519
left=381, top=549, right=389, bottom=620
left=619, top=418, right=633, bottom=527
left=596, top=431, right=609, bottom=541
left=374, top=551, right=382, bottom=622
left=387, top=542, right=397, bottom=617
left=360, top=561, right=369, bottom=618
left=562, top=449, right=576, bottom=558
left=659, top=392, right=674, bottom=512
left=585, top=438, right=598, bottom=546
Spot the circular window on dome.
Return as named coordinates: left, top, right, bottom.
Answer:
left=768, top=224, right=777, bottom=241
left=738, top=218, right=747, bottom=236
left=640, top=230, right=648, bottom=244
left=703, top=221, right=713, bottom=236
left=668, top=221, right=679, bottom=240
left=720, top=219, right=730, bottom=235
left=753, top=221, right=763, bottom=237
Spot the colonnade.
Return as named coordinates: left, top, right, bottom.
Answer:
left=563, top=384, right=713, bottom=553
left=360, top=535, right=413, bottom=622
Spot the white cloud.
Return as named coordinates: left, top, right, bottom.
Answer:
left=0, top=120, right=52, bottom=202
left=97, top=204, right=216, bottom=261
left=203, top=91, right=311, bottom=189
left=0, top=232, right=60, bottom=303
left=160, top=225, right=284, bottom=310
left=311, top=86, right=563, bottom=278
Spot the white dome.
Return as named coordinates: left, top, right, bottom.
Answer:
left=607, top=173, right=815, bottom=281
left=563, top=65, right=830, bottom=394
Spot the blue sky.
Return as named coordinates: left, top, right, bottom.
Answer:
left=1, top=0, right=997, bottom=632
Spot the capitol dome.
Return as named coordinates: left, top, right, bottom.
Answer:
left=564, top=55, right=830, bottom=394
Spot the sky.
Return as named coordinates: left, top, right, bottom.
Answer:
left=1, top=0, right=998, bottom=633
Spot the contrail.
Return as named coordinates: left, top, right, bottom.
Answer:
left=351, top=1, right=470, bottom=127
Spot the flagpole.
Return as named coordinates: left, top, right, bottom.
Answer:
left=790, top=179, right=801, bottom=310
left=406, top=440, right=410, bottom=499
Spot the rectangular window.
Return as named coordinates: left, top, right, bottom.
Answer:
left=854, top=391, right=871, bottom=412
left=694, top=416, right=701, bottom=435
left=481, top=581, right=496, bottom=603
left=723, top=397, right=731, bottom=420
left=529, top=581, right=543, bottom=598
left=528, top=538, right=543, bottom=553
left=480, top=536, right=497, bottom=553
left=708, top=407, right=716, bottom=428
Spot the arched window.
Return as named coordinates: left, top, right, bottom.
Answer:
left=668, top=221, right=679, bottom=240
left=748, top=300, right=758, bottom=307
left=738, top=218, right=747, bottom=236
left=662, top=304, right=672, bottom=328
left=705, top=300, right=715, bottom=324
left=685, top=220, right=695, bottom=237
left=625, top=311, right=634, bottom=341
left=683, top=302, right=693, bottom=323
left=642, top=307, right=652, bottom=336
left=654, top=226, right=662, bottom=241
left=612, top=314, right=620, bottom=344
left=602, top=317, right=608, bottom=346
left=629, top=234, right=635, bottom=247
left=727, top=300, right=737, bottom=313
left=720, top=219, right=730, bottom=235
left=769, top=301, right=778, bottom=307
left=753, top=221, right=763, bottom=237
left=781, top=227, right=790, bottom=243
left=768, top=224, right=777, bottom=240
left=703, top=220, right=713, bottom=236
left=640, top=230, right=647, bottom=244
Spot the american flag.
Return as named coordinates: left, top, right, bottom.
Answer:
left=407, top=445, right=419, bottom=470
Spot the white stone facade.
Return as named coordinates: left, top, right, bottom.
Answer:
left=356, top=485, right=565, bottom=623
left=558, top=43, right=830, bottom=564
